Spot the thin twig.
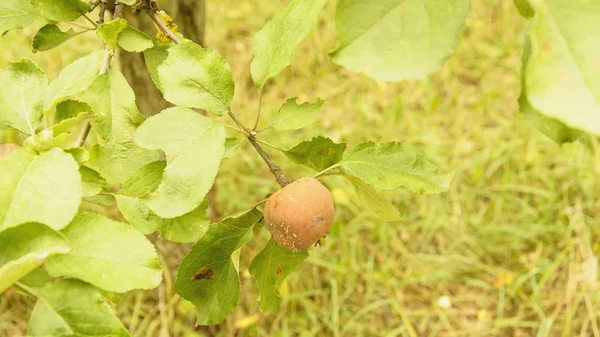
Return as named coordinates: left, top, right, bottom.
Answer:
left=98, top=0, right=107, bottom=24
left=248, top=136, right=289, bottom=187
left=114, top=0, right=124, bottom=18
left=254, top=137, right=286, bottom=152
left=75, top=122, right=92, bottom=147
left=147, top=10, right=181, bottom=44
left=252, top=89, right=263, bottom=130
left=88, top=0, right=102, bottom=12
left=82, top=14, right=99, bottom=28
left=313, top=163, right=342, bottom=178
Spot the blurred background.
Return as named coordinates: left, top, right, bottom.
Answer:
left=2, top=0, right=600, bottom=336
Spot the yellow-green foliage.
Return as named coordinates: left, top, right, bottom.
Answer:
left=2, top=1, right=599, bottom=336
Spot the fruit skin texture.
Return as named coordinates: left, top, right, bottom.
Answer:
left=264, top=177, right=335, bottom=251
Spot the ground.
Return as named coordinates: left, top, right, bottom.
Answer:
left=1, top=1, right=600, bottom=336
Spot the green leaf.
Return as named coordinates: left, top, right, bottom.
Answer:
left=23, top=129, right=69, bottom=152
left=97, top=18, right=128, bottom=50
left=0, top=223, right=69, bottom=294
left=80, top=166, right=106, bottom=197
left=88, top=143, right=160, bottom=186
left=32, top=24, right=78, bottom=52
left=284, top=136, right=346, bottom=171
left=524, top=0, right=600, bottom=135
left=44, top=51, right=105, bottom=112
left=49, top=111, right=87, bottom=135
left=0, top=148, right=81, bottom=232
left=0, top=0, right=40, bottom=35
left=116, top=195, right=210, bottom=243
left=120, top=160, right=165, bottom=198
left=249, top=239, right=308, bottom=312
left=175, top=208, right=262, bottom=325
left=250, top=0, right=326, bottom=89
left=83, top=193, right=116, bottom=206
left=345, top=176, right=401, bottom=221
left=514, top=0, right=535, bottom=19
left=270, top=98, right=324, bottom=130
left=64, top=147, right=89, bottom=164
left=54, top=99, right=91, bottom=123
left=0, top=60, right=46, bottom=134
left=31, top=0, right=90, bottom=22
left=135, top=107, right=225, bottom=218
left=223, top=137, right=243, bottom=158
left=331, top=0, right=470, bottom=81
left=18, top=266, right=52, bottom=288
left=45, top=213, right=162, bottom=293
left=23, top=113, right=87, bottom=152
left=118, top=26, right=153, bottom=52
left=28, top=279, right=130, bottom=337
left=83, top=69, right=160, bottom=184
left=340, top=142, right=451, bottom=193
left=520, top=35, right=582, bottom=143
left=83, top=68, right=145, bottom=141
left=144, top=38, right=171, bottom=92
left=156, top=41, right=234, bottom=115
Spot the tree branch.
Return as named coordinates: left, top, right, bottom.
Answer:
left=98, top=0, right=107, bottom=24
left=147, top=10, right=181, bottom=44
left=146, top=6, right=290, bottom=187
left=248, top=136, right=289, bottom=187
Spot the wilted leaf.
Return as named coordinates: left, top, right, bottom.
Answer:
left=249, top=239, right=308, bottom=312
left=251, top=0, right=326, bottom=89
left=45, top=213, right=162, bottom=293
left=331, top=0, right=469, bottom=81
left=135, top=107, right=225, bottom=218
left=0, top=148, right=81, bottom=232
left=175, top=209, right=262, bottom=325
left=0, top=223, right=69, bottom=294
left=28, top=279, right=130, bottom=337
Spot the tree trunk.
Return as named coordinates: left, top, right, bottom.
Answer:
left=118, top=0, right=206, bottom=117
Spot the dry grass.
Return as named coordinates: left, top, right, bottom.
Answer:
left=2, top=1, right=600, bottom=336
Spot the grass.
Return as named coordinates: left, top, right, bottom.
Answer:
left=2, top=0, right=600, bottom=336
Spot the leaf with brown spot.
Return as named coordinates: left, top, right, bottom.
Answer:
left=249, top=239, right=308, bottom=312
left=192, top=267, right=214, bottom=281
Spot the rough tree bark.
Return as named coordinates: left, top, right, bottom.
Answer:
left=118, top=0, right=206, bottom=117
